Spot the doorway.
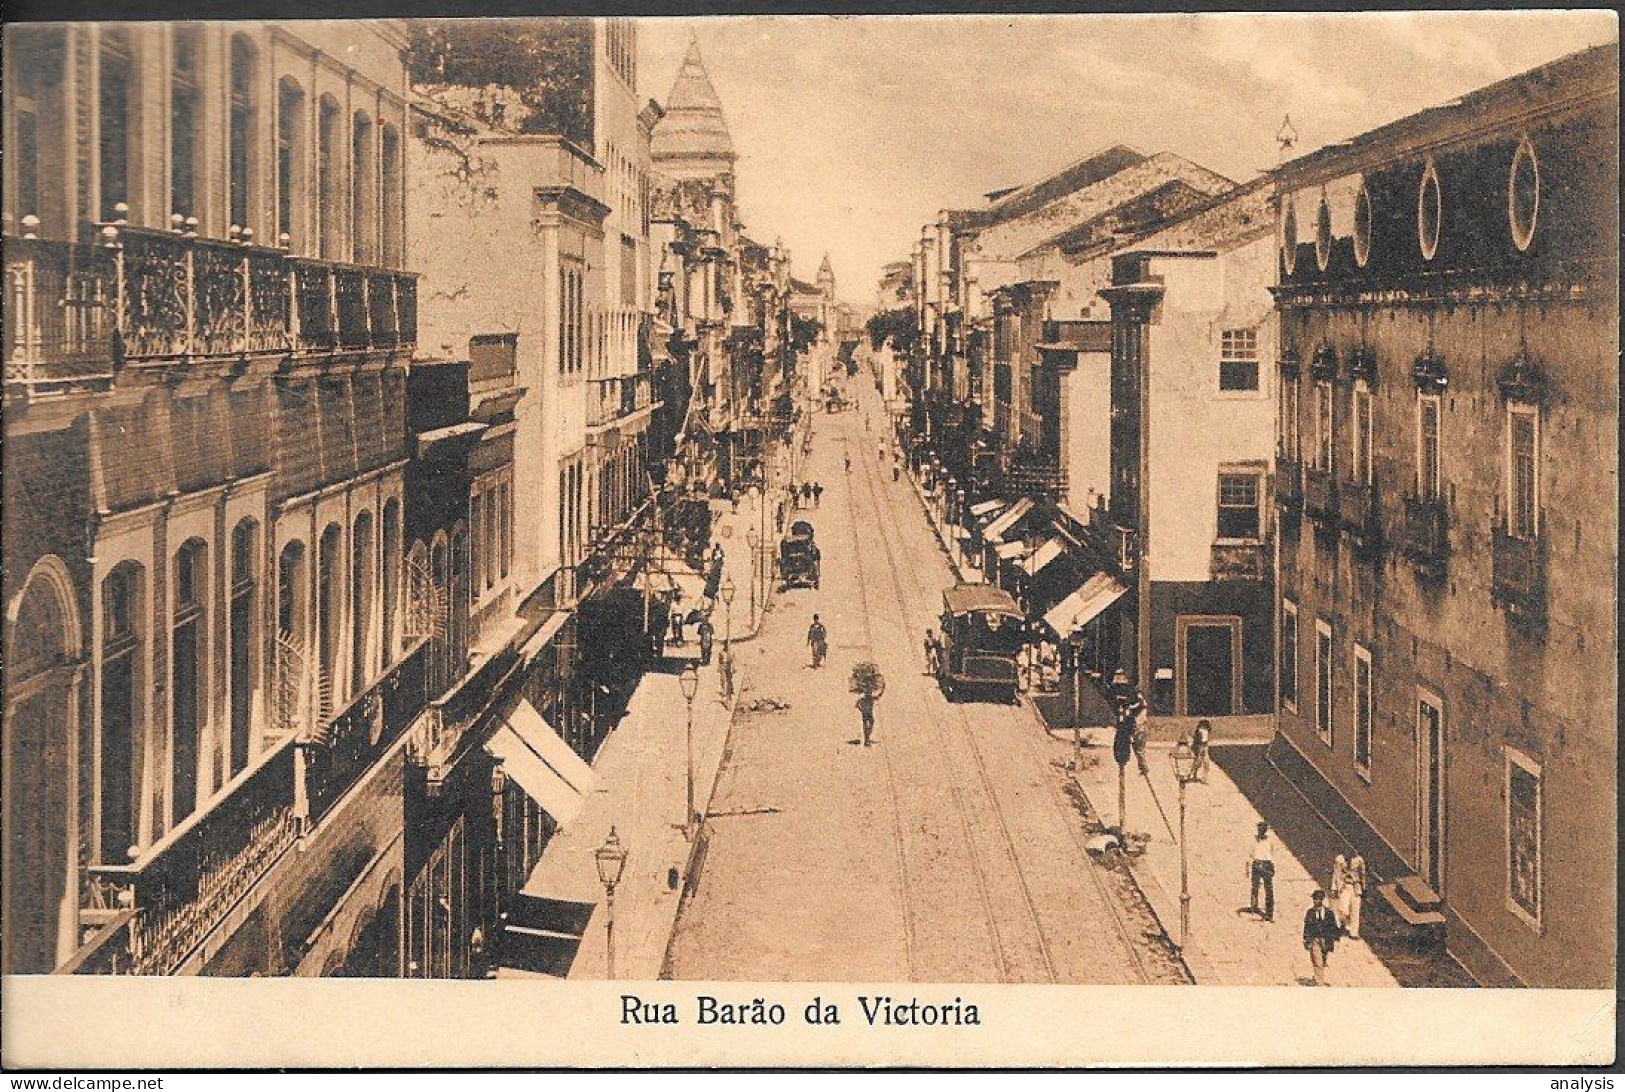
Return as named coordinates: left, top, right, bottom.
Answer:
left=1416, top=689, right=1445, bottom=892
left=1178, top=615, right=1241, bottom=716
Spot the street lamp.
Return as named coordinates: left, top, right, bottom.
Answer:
left=679, top=662, right=700, bottom=839
left=745, top=527, right=760, bottom=628
left=594, top=826, right=628, bottom=979
left=719, top=577, right=735, bottom=647
left=1169, top=734, right=1199, bottom=952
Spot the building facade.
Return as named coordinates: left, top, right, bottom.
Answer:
left=3, top=20, right=422, bottom=976
left=1271, top=43, right=1617, bottom=987
left=1100, top=181, right=1279, bottom=717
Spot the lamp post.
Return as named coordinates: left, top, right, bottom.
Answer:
left=745, top=527, right=760, bottom=629
left=720, top=577, right=735, bottom=648
left=1169, top=734, right=1198, bottom=952
left=679, top=662, right=700, bottom=839
left=594, top=827, right=628, bottom=979
left=1069, top=616, right=1084, bottom=771
left=718, top=577, right=736, bottom=699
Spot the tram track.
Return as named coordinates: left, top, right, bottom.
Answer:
left=847, top=413, right=1056, bottom=983
left=847, top=382, right=1157, bottom=984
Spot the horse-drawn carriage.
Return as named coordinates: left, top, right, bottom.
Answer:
left=937, top=583, right=1024, bottom=703
left=778, top=519, right=822, bottom=589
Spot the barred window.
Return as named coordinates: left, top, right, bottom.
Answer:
left=1315, top=620, right=1334, bottom=747
left=1507, top=749, right=1542, bottom=926
left=1280, top=599, right=1298, bottom=713
left=1508, top=406, right=1539, bottom=539
left=1354, top=644, right=1373, bottom=777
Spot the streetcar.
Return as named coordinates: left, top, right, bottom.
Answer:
left=937, top=582, right=1024, bottom=703
left=778, top=519, right=822, bottom=589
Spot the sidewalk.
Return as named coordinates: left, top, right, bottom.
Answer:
left=512, top=656, right=740, bottom=981
left=1073, top=738, right=1404, bottom=987
left=502, top=495, right=782, bottom=981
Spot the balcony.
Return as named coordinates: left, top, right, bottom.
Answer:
left=1340, top=479, right=1380, bottom=544
left=1401, top=495, right=1450, bottom=577
left=1002, top=452, right=1067, bottom=498
left=1211, top=541, right=1267, bottom=582
left=4, top=226, right=418, bottom=387
left=1491, top=524, right=1547, bottom=625
left=590, top=370, right=659, bottom=430
left=1303, top=466, right=1338, bottom=521
left=1275, top=456, right=1303, bottom=510
left=77, top=734, right=302, bottom=975
left=304, top=638, right=432, bottom=824
left=68, top=638, right=433, bottom=974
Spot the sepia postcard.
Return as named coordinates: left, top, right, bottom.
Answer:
left=0, top=6, right=1616, bottom=1070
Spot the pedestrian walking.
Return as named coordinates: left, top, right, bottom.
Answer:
left=844, top=454, right=852, bottom=473
left=697, top=616, right=715, bottom=665
left=891, top=460, right=900, bottom=481
left=923, top=628, right=941, bottom=675
left=812, top=481, right=823, bottom=508
left=856, top=691, right=877, bottom=747
left=878, top=442, right=885, bottom=463
left=1330, top=851, right=1368, bottom=938
left=1249, top=821, right=1276, bottom=921
left=1190, top=718, right=1212, bottom=783
left=800, top=481, right=812, bottom=508
left=669, top=607, right=686, bottom=646
left=1303, top=889, right=1340, bottom=985
left=807, top=614, right=828, bottom=668
left=718, top=644, right=735, bottom=700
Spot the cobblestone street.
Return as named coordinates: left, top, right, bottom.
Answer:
left=664, top=383, right=1183, bottom=984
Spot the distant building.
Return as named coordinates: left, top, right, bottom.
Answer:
left=1271, top=43, right=1617, bottom=987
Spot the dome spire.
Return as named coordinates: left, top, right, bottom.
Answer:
left=651, top=34, right=736, bottom=175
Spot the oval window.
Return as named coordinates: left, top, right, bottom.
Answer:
left=1314, top=194, right=1333, bottom=271
left=1418, top=159, right=1442, bottom=261
left=1353, top=184, right=1373, bottom=268
left=1509, top=136, right=1539, bottom=252
left=1281, top=199, right=1299, bottom=274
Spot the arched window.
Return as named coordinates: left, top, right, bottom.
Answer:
left=4, top=558, right=82, bottom=974
left=170, top=26, right=204, bottom=224
left=450, top=525, right=470, bottom=683
left=317, top=523, right=343, bottom=721
left=275, top=540, right=308, bottom=735
left=99, top=28, right=137, bottom=221
left=317, top=95, right=343, bottom=260
left=381, top=499, right=400, bottom=668
left=429, top=536, right=450, bottom=695
left=228, top=521, right=257, bottom=777
left=276, top=77, right=306, bottom=250
left=380, top=123, right=403, bottom=267
left=350, top=511, right=374, bottom=693
left=351, top=111, right=376, bottom=265
left=100, top=562, right=145, bottom=863
left=170, top=539, right=208, bottom=823
left=229, top=35, right=259, bottom=235
left=5, top=26, right=67, bottom=237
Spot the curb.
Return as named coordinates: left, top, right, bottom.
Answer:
left=658, top=581, right=779, bottom=978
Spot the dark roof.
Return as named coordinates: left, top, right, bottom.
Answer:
left=942, top=583, right=1023, bottom=617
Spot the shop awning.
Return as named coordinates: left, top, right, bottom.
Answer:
left=484, top=699, right=596, bottom=828
left=969, top=498, right=1006, bottom=520
left=994, top=539, right=1027, bottom=560
left=982, top=497, right=1034, bottom=543
left=1043, top=571, right=1129, bottom=637
left=1021, top=538, right=1066, bottom=575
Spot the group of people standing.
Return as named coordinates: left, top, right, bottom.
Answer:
left=794, top=481, right=825, bottom=509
